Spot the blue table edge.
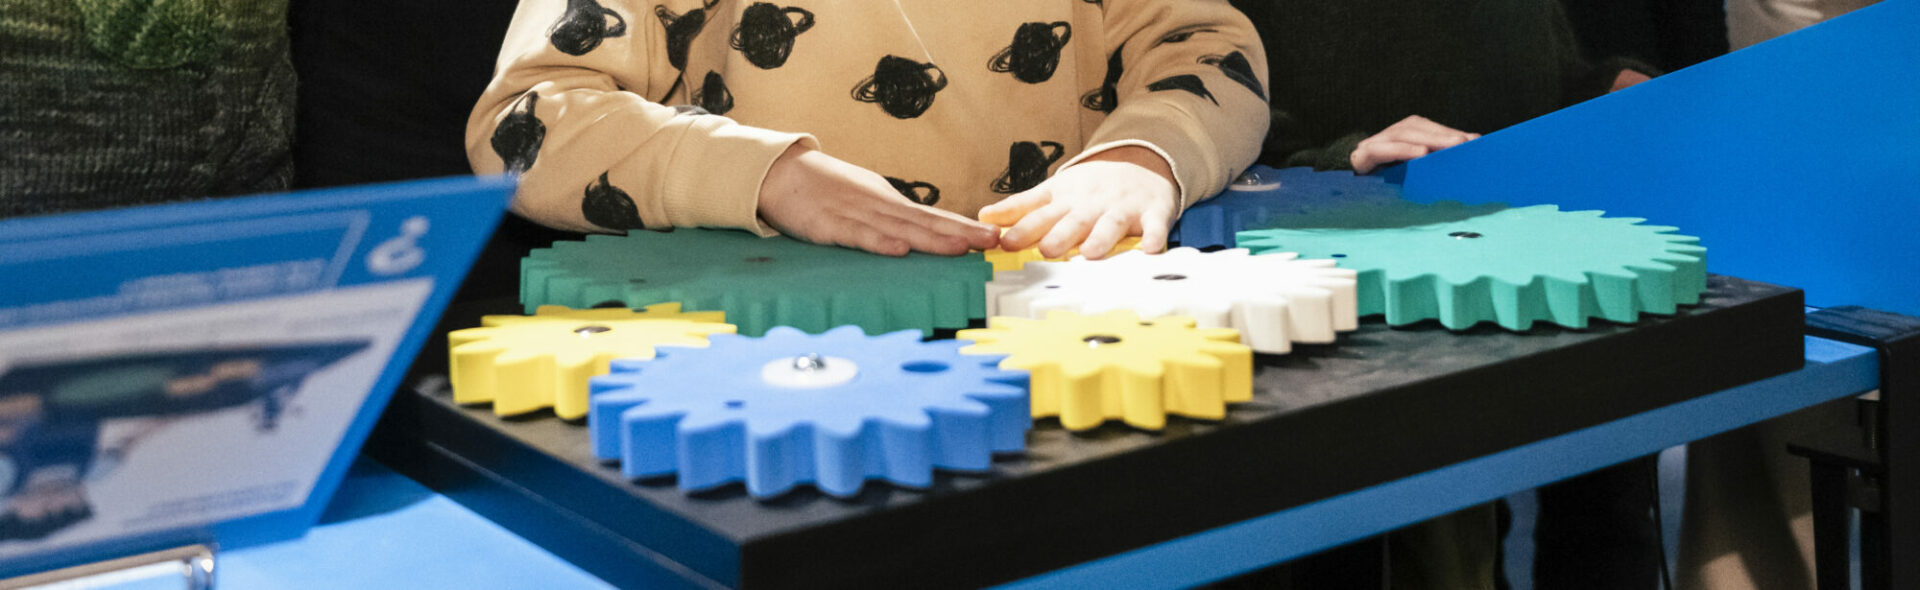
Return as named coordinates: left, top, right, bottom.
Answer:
left=222, top=330, right=1877, bottom=589
left=998, top=333, right=1879, bottom=589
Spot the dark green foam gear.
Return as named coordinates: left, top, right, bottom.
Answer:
left=522, top=229, right=992, bottom=337
left=1237, top=204, right=1707, bottom=331
left=71, top=0, right=225, bottom=69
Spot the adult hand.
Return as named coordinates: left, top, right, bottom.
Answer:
left=758, top=144, right=1000, bottom=256
left=1349, top=115, right=1480, bottom=174
left=978, top=145, right=1176, bottom=260
left=1611, top=69, right=1653, bottom=92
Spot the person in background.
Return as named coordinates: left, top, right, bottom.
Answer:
left=465, top=0, right=1270, bottom=261
left=1560, top=0, right=1729, bottom=75
left=1676, top=5, right=1876, bottom=590
left=0, top=0, right=295, bottom=218
left=1726, top=0, right=1879, bottom=49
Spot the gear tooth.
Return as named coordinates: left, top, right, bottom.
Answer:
left=618, top=409, right=687, bottom=478
left=552, top=352, right=609, bottom=420
left=1625, top=262, right=1681, bottom=315
left=1197, top=328, right=1245, bottom=344
left=1159, top=355, right=1221, bottom=422
left=489, top=353, right=553, bottom=416
left=1586, top=268, right=1643, bottom=323
left=674, top=418, right=749, bottom=492
left=933, top=279, right=974, bottom=329
left=1055, top=366, right=1108, bottom=431
left=1118, top=366, right=1170, bottom=430
left=588, top=390, right=652, bottom=460
left=448, top=340, right=503, bottom=404
left=1381, top=274, right=1430, bottom=326
left=1488, top=278, right=1533, bottom=330
left=925, top=402, right=993, bottom=470
left=891, top=290, right=938, bottom=337
left=875, top=415, right=938, bottom=487
left=447, top=328, right=495, bottom=345
left=806, top=421, right=872, bottom=497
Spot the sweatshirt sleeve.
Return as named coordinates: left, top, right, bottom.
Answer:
left=465, top=0, right=815, bottom=236
left=1064, top=0, right=1270, bottom=210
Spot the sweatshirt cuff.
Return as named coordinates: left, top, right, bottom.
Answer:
left=661, top=119, right=818, bottom=237
left=1061, top=139, right=1187, bottom=209
left=1081, top=107, right=1223, bottom=212
left=1286, top=132, right=1368, bottom=171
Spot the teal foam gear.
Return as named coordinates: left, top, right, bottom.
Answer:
left=1236, top=204, right=1707, bottom=331
left=521, top=229, right=992, bottom=337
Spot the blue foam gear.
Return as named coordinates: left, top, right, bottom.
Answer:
left=1171, top=166, right=1404, bottom=249
left=586, top=326, right=1030, bottom=498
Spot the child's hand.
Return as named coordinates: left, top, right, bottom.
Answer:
left=758, top=144, right=1000, bottom=256
left=1350, top=115, right=1480, bottom=174
left=978, top=145, right=1176, bottom=260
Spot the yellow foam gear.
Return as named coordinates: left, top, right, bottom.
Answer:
left=448, top=303, right=734, bottom=419
left=956, top=310, right=1252, bottom=431
left=982, top=237, right=1143, bottom=272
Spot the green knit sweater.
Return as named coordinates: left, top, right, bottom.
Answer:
left=0, top=0, right=294, bottom=218
left=1229, top=0, right=1654, bottom=170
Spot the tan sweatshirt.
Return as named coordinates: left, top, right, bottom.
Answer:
left=468, top=0, right=1269, bottom=236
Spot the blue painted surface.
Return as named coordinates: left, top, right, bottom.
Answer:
left=1398, top=0, right=1920, bottom=316
left=998, top=336, right=1879, bottom=589
left=222, top=459, right=613, bottom=590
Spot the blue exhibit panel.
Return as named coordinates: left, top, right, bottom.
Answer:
left=0, top=176, right=512, bottom=578
left=1398, top=0, right=1920, bottom=316
left=1000, top=336, right=1879, bottom=589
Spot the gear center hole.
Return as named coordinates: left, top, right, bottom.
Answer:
left=1083, top=335, right=1122, bottom=347
left=1152, top=274, right=1187, bottom=281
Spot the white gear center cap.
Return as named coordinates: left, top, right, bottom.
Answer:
left=761, top=355, right=860, bottom=389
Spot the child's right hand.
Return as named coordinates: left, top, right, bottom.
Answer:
left=758, top=144, right=1000, bottom=256
left=1350, top=115, right=1480, bottom=174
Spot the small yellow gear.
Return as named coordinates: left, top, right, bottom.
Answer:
left=448, top=303, right=734, bottom=419
left=982, top=237, right=1143, bottom=272
left=957, top=310, right=1252, bottom=431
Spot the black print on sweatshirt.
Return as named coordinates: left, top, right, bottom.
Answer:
left=885, top=177, right=940, bottom=206
left=656, top=0, right=719, bottom=71
left=549, top=0, right=627, bottom=56
left=582, top=172, right=646, bottom=230
left=990, top=22, right=1071, bottom=84
left=1148, top=74, right=1217, bottom=105
left=1200, top=51, right=1265, bottom=100
left=853, top=56, right=948, bottom=119
left=1158, top=27, right=1216, bottom=45
left=993, top=141, right=1065, bottom=194
left=730, top=3, right=814, bottom=69
left=1080, top=42, right=1124, bottom=113
left=492, top=92, right=545, bottom=174
left=696, top=71, right=734, bottom=115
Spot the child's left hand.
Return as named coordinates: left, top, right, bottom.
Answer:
left=978, top=145, right=1177, bottom=260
